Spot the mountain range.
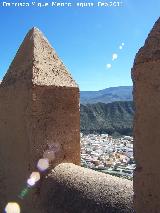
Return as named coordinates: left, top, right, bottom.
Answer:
left=80, top=86, right=134, bottom=136
left=80, top=86, right=133, bottom=105
left=80, top=101, right=134, bottom=136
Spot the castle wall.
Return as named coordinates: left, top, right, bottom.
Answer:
left=132, top=18, right=160, bottom=213
left=0, top=27, right=80, bottom=213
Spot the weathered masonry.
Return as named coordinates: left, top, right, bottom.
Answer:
left=132, top=17, right=160, bottom=212
left=0, top=27, right=80, bottom=212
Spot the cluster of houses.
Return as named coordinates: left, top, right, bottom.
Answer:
left=80, top=133, right=135, bottom=179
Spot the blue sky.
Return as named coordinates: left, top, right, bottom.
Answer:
left=0, top=0, right=160, bottom=91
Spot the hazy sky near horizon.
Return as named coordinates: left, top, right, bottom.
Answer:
left=0, top=0, right=160, bottom=91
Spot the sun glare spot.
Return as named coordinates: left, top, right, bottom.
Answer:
left=30, top=172, right=40, bottom=182
left=106, top=64, right=112, bottom=69
left=27, top=177, right=36, bottom=187
left=5, top=202, right=20, bottom=213
left=37, top=158, right=49, bottom=172
left=112, top=53, right=118, bottom=61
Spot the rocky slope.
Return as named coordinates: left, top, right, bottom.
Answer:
left=80, top=101, right=134, bottom=136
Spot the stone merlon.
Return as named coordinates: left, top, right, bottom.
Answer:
left=2, top=27, right=78, bottom=87
left=134, top=17, right=160, bottom=66
left=0, top=27, right=80, bottom=212
left=132, top=17, right=160, bottom=212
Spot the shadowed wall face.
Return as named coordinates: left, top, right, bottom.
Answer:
left=0, top=28, right=80, bottom=212
left=30, top=86, right=80, bottom=167
left=0, top=84, right=32, bottom=211
left=132, top=18, right=160, bottom=212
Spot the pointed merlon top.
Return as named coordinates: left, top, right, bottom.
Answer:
left=2, top=27, right=78, bottom=88
left=134, top=17, right=160, bottom=65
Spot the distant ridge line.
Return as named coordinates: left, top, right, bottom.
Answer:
left=80, top=86, right=133, bottom=104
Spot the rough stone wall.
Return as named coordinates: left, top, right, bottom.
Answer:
left=132, top=18, right=160, bottom=212
left=0, top=83, right=32, bottom=211
left=30, top=86, right=80, bottom=168
left=41, top=163, right=134, bottom=213
left=0, top=28, right=80, bottom=212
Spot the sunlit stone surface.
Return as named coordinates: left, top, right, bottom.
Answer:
left=5, top=202, right=20, bottom=213
left=37, top=158, right=49, bottom=172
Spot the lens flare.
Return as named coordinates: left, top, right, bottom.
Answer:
left=30, top=172, right=40, bottom=182
left=27, top=177, right=36, bottom=187
left=18, top=187, right=30, bottom=199
left=5, top=202, right=20, bottom=213
left=106, top=64, right=112, bottom=69
left=112, top=53, right=118, bottom=61
left=37, top=158, right=49, bottom=172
